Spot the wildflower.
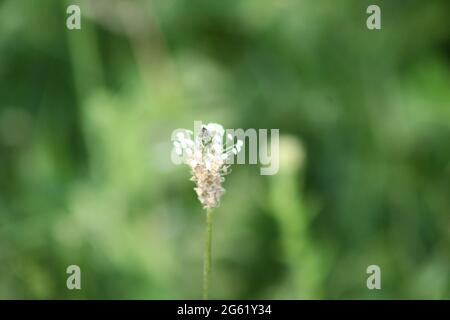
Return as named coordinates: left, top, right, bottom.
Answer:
left=173, top=123, right=242, bottom=209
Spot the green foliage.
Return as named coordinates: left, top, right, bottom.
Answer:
left=0, top=0, right=449, bottom=299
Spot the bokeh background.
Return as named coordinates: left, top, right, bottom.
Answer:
left=0, top=0, right=449, bottom=299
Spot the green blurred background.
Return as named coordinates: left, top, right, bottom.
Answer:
left=0, top=0, right=449, bottom=299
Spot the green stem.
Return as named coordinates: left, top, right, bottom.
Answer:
left=203, top=209, right=214, bottom=299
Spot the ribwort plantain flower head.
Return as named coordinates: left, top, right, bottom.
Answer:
left=173, top=123, right=243, bottom=209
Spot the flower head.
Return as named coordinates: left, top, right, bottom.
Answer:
left=174, top=123, right=242, bottom=209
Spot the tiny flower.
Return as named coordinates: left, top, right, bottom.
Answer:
left=176, top=132, right=185, bottom=140
left=173, top=123, right=243, bottom=209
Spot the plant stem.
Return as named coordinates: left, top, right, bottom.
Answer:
left=203, top=208, right=214, bottom=299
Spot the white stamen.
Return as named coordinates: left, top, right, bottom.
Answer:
left=176, top=132, right=184, bottom=140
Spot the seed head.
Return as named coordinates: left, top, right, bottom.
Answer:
left=174, top=123, right=242, bottom=209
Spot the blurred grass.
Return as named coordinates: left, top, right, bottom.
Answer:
left=0, top=0, right=449, bottom=299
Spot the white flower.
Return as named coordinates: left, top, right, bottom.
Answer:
left=173, top=123, right=243, bottom=209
